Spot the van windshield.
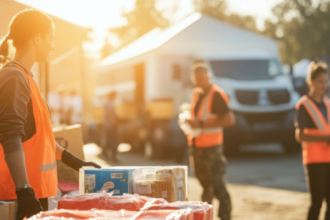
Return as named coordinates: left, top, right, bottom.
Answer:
left=209, top=59, right=283, bottom=80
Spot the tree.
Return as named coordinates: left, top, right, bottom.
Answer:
left=226, top=13, right=258, bottom=32
left=110, top=0, right=169, bottom=47
left=264, top=0, right=330, bottom=64
left=193, top=0, right=227, bottom=21
left=100, top=37, right=116, bottom=59
left=193, top=0, right=258, bottom=32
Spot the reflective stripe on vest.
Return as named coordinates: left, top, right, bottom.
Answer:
left=187, top=84, right=229, bottom=148
left=0, top=64, right=58, bottom=200
left=200, top=94, right=223, bottom=134
left=299, top=96, right=328, bottom=130
left=40, top=161, right=57, bottom=172
left=296, top=95, right=330, bottom=165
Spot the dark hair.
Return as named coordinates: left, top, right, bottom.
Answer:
left=0, top=9, right=53, bottom=66
left=307, top=61, right=329, bottom=83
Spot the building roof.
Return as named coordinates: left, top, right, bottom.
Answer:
left=100, top=13, right=278, bottom=68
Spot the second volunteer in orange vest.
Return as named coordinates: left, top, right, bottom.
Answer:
left=295, top=62, right=330, bottom=220
left=0, top=9, right=100, bottom=220
left=184, top=62, right=235, bottom=220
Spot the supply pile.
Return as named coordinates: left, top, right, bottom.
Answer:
left=28, top=166, right=213, bottom=220
left=28, top=193, right=213, bottom=220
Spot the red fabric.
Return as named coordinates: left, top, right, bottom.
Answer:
left=58, top=181, right=79, bottom=193
left=28, top=209, right=138, bottom=219
left=58, top=193, right=107, bottom=210
left=57, top=193, right=167, bottom=211
left=136, top=209, right=194, bottom=220
left=143, top=201, right=213, bottom=220
left=28, top=209, right=193, bottom=220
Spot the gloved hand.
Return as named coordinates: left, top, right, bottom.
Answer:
left=16, top=187, right=43, bottom=220
left=61, top=150, right=101, bottom=171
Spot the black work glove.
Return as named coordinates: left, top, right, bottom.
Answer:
left=16, top=187, right=43, bottom=220
left=61, top=150, right=101, bottom=171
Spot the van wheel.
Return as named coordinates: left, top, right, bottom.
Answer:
left=282, top=137, right=301, bottom=155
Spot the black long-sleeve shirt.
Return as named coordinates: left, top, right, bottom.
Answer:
left=194, top=89, right=230, bottom=118
left=0, top=63, right=37, bottom=154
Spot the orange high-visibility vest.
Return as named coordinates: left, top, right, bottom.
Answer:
left=296, top=95, right=330, bottom=165
left=187, top=84, right=229, bottom=148
left=0, top=64, right=58, bottom=200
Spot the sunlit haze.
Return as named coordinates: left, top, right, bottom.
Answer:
left=16, top=0, right=282, bottom=54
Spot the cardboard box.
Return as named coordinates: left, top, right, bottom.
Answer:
left=157, top=167, right=187, bottom=202
left=147, top=100, right=174, bottom=119
left=78, top=166, right=188, bottom=201
left=132, top=166, right=188, bottom=202
left=53, top=124, right=85, bottom=183
left=79, top=168, right=129, bottom=195
left=116, top=103, right=139, bottom=120
left=0, top=201, right=15, bottom=220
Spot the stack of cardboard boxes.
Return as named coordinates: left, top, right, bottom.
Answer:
left=79, top=166, right=188, bottom=202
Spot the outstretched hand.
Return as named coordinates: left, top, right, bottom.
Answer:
left=61, top=150, right=101, bottom=171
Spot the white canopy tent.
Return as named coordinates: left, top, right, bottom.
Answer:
left=99, top=12, right=279, bottom=72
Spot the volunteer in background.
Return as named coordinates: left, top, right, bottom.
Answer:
left=103, top=91, right=119, bottom=162
left=295, top=62, right=330, bottom=220
left=183, top=62, right=235, bottom=220
left=68, top=89, right=83, bottom=125
left=47, top=84, right=66, bottom=126
left=0, top=9, right=101, bottom=220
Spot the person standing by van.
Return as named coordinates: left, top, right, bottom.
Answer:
left=295, top=62, right=330, bottom=220
left=103, top=91, right=119, bottom=162
left=68, top=90, right=83, bottom=125
left=183, top=62, right=235, bottom=220
left=0, top=9, right=100, bottom=220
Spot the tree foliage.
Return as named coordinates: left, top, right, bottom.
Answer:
left=264, top=0, right=330, bottom=64
left=102, top=0, right=330, bottom=64
left=193, top=0, right=258, bottom=32
left=110, top=0, right=169, bottom=47
left=100, top=37, right=116, bottom=59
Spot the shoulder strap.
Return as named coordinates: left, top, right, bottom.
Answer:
left=323, top=96, right=330, bottom=126
left=299, top=95, right=329, bottom=131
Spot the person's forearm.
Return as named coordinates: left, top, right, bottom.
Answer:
left=299, top=133, right=330, bottom=142
left=296, top=129, right=330, bottom=142
left=2, top=137, right=29, bottom=188
left=56, top=142, right=65, bottom=160
left=203, top=112, right=235, bottom=129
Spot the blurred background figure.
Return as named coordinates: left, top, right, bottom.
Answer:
left=68, top=89, right=83, bottom=125
left=182, top=62, right=235, bottom=220
left=48, top=84, right=66, bottom=127
left=295, top=62, right=330, bottom=220
left=103, top=91, right=119, bottom=162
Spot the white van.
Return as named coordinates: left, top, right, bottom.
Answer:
left=204, top=54, right=301, bottom=155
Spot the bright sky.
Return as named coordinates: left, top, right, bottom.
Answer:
left=16, top=0, right=283, bottom=54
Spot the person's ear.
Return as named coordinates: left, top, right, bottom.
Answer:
left=34, top=33, right=41, bottom=45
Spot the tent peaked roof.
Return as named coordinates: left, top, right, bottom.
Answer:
left=100, top=12, right=278, bottom=68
